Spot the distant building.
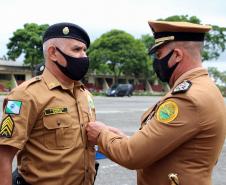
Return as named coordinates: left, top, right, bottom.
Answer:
left=0, top=59, right=164, bottom=93
left=0, top=59, right=32, bottom=92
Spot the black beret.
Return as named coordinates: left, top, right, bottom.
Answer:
left=43, top=22, right=90, bottom=48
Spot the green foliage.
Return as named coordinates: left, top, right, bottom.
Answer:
left=88, top=29, right=149, bottom=82
left=208, top=67, right=222, bottom=83
left=141, top=15, right=226, bottom=61
left=208, top=67, right=226, bottom=96
left=140, top=34, right=155, bottom=52
left=7, top=23, right=49, bottom=69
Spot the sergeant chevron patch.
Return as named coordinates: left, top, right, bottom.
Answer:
left=0, top=115, right=15, bottom=138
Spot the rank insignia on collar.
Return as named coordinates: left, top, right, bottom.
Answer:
left=5, top=100, right=22, bottom=115
left=0, top=115, right=15, bottom=138
left=172, top=80, right=192, bottom=94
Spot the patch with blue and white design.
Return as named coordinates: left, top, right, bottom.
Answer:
left=172, top=80, right=192, bottom=94
left=5, top=100, right=22, bottom=115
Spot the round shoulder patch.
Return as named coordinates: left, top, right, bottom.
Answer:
left=156, top=100, right=178, bottom=124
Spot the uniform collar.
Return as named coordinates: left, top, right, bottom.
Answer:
left=172, top=67, right=208, bottom=89
left=42, top=68, right=85, bottom=91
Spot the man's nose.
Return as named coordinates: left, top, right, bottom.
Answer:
left=80, top=50, right=87, bottom=57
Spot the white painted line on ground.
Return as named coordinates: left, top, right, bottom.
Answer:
left=100, top=164, right=119, bottom=169
left=96, top=109, right=146, bottom=114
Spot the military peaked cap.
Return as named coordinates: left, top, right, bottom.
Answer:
left=148, top=20, right=212, bottom=54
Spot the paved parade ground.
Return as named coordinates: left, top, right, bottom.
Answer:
left=0, top=96, right=225, bottom=185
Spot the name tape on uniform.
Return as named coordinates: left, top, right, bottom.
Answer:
left=44, top=107, right=68, bottom=116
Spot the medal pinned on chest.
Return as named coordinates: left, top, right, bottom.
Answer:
left=86, top=92, right=95, bottom=120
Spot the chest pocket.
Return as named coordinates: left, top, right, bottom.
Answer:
left=43, top=113, right=79, bottom=150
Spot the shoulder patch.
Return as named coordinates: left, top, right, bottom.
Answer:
left=172, top=80, right=192, bottom=94
left=155, top=100, right=178, bottom=124
left=0, top=115, right=15, bottom=138
left=5, top=100, right=22, bottom=115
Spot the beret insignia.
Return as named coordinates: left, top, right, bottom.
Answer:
left=62, top=26, right=70, bottom=35
left=155, top=100, right=178, bottom=124
left=172, top=80, right=192, bottom=94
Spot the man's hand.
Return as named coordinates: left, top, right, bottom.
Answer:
left=107, top=126, right=127, bottom=137
left=86, top=122, right=127, bottom=144
left=86, top=121, right=108, bottom=144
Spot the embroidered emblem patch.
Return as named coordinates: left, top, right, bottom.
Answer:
left=5, top=100, right=22, bottom=115
left=87, top=94, right=95, bottom=109
left=156, top=100, right=179, bottom=124
left=44, top=107, right=68, bottom=116
left=0, top=115, right=15, bottom=138
left=172, top=80, right=192, bottom=94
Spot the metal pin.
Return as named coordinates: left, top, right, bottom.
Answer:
left=168, top=173, right=179, bottom=185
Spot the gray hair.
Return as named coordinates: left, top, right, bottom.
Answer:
left=167, top=41, right=204, bottom=57
left=42, top=38, right=67, bottom=61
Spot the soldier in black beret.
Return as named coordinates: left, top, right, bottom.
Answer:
left=0, top=22, right=97, bottom=185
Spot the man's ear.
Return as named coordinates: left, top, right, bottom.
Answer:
left=48, top=46, right=57, bottom=61
left=174, top=48, right=183, bottom=63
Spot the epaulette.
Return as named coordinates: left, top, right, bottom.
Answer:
left=20, top=76, right=42, bottom=89
left=172, top=80, right=192, bottom=94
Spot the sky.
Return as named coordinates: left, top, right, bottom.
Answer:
left=0, top=0, right=226, bottom=68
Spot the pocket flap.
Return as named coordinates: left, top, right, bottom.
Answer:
left=43, top=114, right=72, bottom=129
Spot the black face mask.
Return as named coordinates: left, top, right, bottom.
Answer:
left=55, top=47, right=89, bottom=81
left=153, top=50, right=178, bottom=83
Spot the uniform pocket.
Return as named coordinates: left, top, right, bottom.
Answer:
left=43, top=113, right=78, bottom=150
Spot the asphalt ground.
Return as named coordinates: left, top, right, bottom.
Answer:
left=0, top=96, right=225, bottom=185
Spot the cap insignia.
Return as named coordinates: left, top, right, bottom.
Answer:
left=62, top=27, right=70, bottom=35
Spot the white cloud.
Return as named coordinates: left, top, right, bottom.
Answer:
left=0, top=0, right=226, bottom=59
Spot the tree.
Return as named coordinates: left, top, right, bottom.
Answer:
left=7, top=23, right=49, bottom=70
left=141, top=15, right=226, bottom=61
left=208, top=67, right=226, bottom=96
left=88, top=29, right=148, bottom=82
left=140, top=34, right=155, bottom=52
left=208, top=67, right=222, bottom=83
